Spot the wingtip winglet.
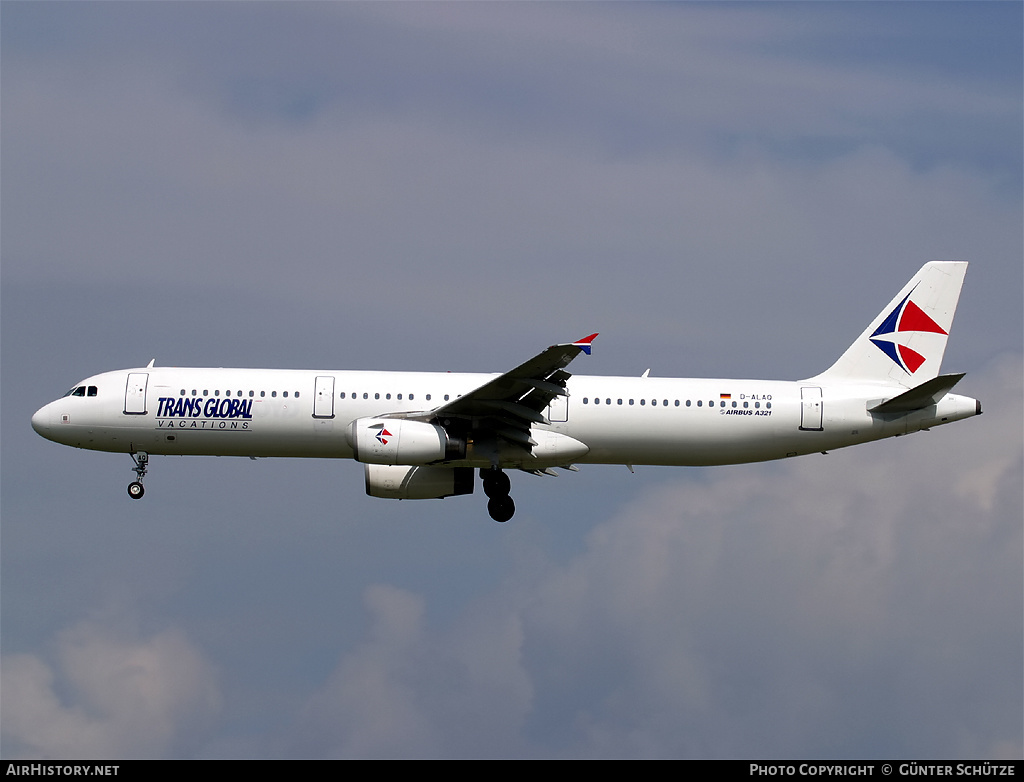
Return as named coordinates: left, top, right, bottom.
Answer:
left=573, top=333, right=599, bottom=355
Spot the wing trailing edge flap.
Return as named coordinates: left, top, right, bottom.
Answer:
left=475, top=399, right=548, bottom=425
left=493, top=425, right=536, bottom=448
left=426, top=334, right=597, bottom=457
left=521, top=464, right=580, bottom=477
left=868, top=373, right=966, bottom=414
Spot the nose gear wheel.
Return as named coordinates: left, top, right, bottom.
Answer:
left=127, top=451, right=149, bottom=500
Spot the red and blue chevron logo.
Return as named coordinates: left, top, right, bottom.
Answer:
left=870, top=294, right=947, bottom=374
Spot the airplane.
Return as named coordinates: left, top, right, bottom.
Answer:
left=31, top=261, right=981, bottom=522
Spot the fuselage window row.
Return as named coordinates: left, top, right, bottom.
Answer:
left=339, top=393, right=442, bottom=402
left=159, top=390, right=451, bottom=404
left=177, top=389, right=300, bottom=399
left=90, top=386, right=770, bottom=412
left=581, top=397, right=770, bottom=410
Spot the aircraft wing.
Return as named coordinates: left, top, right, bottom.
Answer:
left=428, top=333, right=598, bottom=449
left=868, top=372, right=966, bottom=413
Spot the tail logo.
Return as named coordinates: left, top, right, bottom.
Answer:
left=869, top=294, right=947, bottom=374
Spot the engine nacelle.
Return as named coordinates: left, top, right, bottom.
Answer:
left=364, top=464, right=474, bottom=500
left=347, top=417, right=454, bottom=465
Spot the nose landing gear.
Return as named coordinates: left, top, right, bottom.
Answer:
left=482, top=468, right=515, bottom=522
left=127, top=451, right=148, bottom=499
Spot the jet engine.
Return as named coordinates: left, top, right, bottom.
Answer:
left=347, top=417, right=463, bottom=465
left=364, top=464, right=474, bottom=499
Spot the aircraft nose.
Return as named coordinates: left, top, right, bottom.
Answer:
left=31, top=404, right=52, bottom=437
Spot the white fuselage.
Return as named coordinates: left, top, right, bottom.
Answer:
left=31, top=366, right=980, bottom=468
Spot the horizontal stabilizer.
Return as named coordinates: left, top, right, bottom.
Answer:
left=869, top=373, right=966, bottom=414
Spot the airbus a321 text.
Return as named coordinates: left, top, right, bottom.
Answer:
left=33, top=262, right=981, bottom=522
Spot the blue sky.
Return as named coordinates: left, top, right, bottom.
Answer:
left=2, top=2, right=1021, bottom=759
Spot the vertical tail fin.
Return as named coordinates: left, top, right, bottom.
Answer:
left=809, top=261, right=968, bottom=387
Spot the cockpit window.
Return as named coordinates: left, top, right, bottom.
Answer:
left=87, top=386, right=98, bottom=397
left=71, top=386, right=86, bottom=397
left=62, top=385, right=96, bottom=397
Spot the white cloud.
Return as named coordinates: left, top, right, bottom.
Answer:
left=2, top=621, right=221, bottom=759
left=293, top=583, right=534, bottom=758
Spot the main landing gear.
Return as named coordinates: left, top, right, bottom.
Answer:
left=481, top=468, right=515, bottom=522
left=127, top=451, right=148, bottom=499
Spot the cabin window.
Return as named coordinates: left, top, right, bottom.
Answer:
left=444, top=395, right=450, bottom=401
left=617, top=399, right=622, bottom=405
left=425, top=394, right=431, bottom=401
left=272, top=391, right=277, bottom=398
left=180, top=389, right=186, bottom=396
